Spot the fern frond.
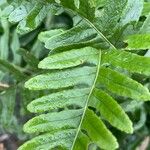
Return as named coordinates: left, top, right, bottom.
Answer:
left=5, top=0, right=149, bottom=149
left=19, top=45, right=150, bottom=150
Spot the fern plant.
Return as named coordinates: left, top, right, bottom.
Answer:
left=1, top=0, right=150, bottom=149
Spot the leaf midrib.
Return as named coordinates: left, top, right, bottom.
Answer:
left=71, top=51, right=101, bottom=150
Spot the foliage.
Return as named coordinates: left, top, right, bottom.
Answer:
left=0, top=0, right=150, bottom=150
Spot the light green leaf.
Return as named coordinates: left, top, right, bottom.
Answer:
left=102, top=50, right=150, bottom=76
left=142, top=2, right=150, bottom=16
left=23, top=46, right=150, bottom=150
left=38, top=29, right=64, bottom=44
left=24, top=109, right=83, bottom=133
left=24, top=47, right=118, bottom=149
left=25, top=66, right=97, bottom=90
left=73, top=131, right=90, bottom=150
left=17, top=2, right=49, bottom=34
left=18, top=129, right=77, bottom=150
left=124, top=34, right=150, bottom=50
left=8, top=1, right=52, bottom=34
left=98, top=67, right=150, bottom=101
left=82, top=109, right=118, bottom=150
left=90, top=88, right=133, bottom=133
left=38, top=47, right=99, bottom=69
left=38, top=22, right=110, bottom=51
left=27, top=88, right=90, bottom=113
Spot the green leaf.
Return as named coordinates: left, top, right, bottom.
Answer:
left=124, top=34, right=150, bottom=50
left=23, top=109, right=83, bottom=133
left=23, top=47, right=120, bottom=149
left=41, top=0, right=119, bottom=50
left=38, top=29, right=64, bottom=44
left=82, top=109, right=118, bottom=150
left=38, top=47, right=99, bottom=69
left=27, top=88, right=90, bottom=113
left=25, top=66, right=97, bottom=90
left=102, top=50, right=150, bottom=76
left=94, top=0, right=127, bottom=36
left=98, top=67, right=150, bottom=101
left=18, top=129, right=77, bottom=150
left=142, top=2, right=150, bottom=16
left=22, top=45, right=150, bottom=149
left=6, top=0, right=149, bottom=149
left=90, top=88, right=133, bottom=133
left=38, top=22, right=110, bottom=51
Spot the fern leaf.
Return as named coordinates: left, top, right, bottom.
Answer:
left=23, top=109, right=83, bottom=133
left=21, top=45, right=150, bottom=150
left=55, top=0, right=119, bottom=49
left=90, top=88, right=133, bottom=133
left=38, top=22, right=110, bottom=51
left=25, top=66, right=97, bottom=90
left=38, top=47, right=99, bottom=69
left=23, top=47, right=121, bottom=149
left=102, top=50, right=150, bottom=76
left=124, top=34, right=150, bottom=50
left=27, top=88, right=90, bottom=113
left=82, top=109, right=118, bottom=150
left=13, top=1, right=150, bottom=149
left=8, top=1, right=34, bottom=23
left=98, top=67, right=150, bottom=101
left=18, top=129, right=77, bottom=150
left=142, top=2, right=150, bottom=16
